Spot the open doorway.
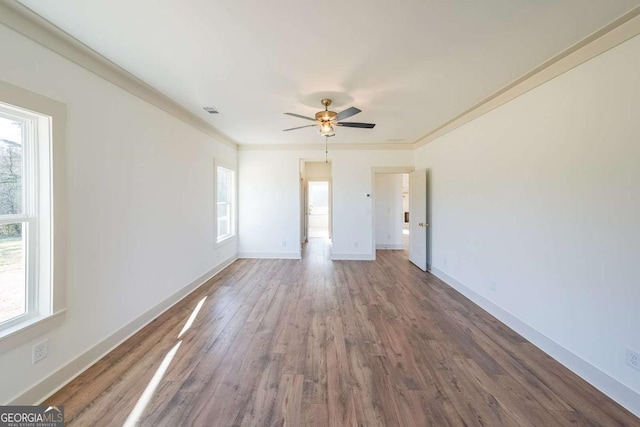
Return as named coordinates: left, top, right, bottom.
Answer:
left=374, top=173, right=406, bottom=251
left=308, top=181, right=330, bottom=238
left=371, top=166, right=415, bottom=261
left=300, top=160, right=332, bottom=252
left=371, top=167, right=429, bottom=267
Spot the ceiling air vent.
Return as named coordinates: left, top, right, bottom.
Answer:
left=203, top=106, right=219, bottom=114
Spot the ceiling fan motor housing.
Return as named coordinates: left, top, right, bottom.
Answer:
left=315, top=110, right=337, bottom=122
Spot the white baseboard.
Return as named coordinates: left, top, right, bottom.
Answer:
left=375, top=244, right=404, bottom=250
left=238, top=252, right=301, bottom=259
left=331, top=253, right=374, bottom=261
left=430, top=267, right=640, bottom=418
left=9, top=255, right=238, bottom=405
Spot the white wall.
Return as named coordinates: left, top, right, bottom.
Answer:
left=414, top=34, right=640, bottom=413
left=239, top=150, right=301, bottom=258
left=305, top=161, right=331, bottom=180
left=239, top=149, right=413, bottom=259
left=0, top=25, right=237, bottom=403
left=374, top=174, right=403, bottom=249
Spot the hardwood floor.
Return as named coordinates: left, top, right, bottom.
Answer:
left=46, top=239, right=638, bottom=426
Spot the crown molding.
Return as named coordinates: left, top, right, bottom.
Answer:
left=238, top=142, right=414, bottom=151
left=412, top=6, right=640, bottom=149
left=0, top=0, right=238, bottom=149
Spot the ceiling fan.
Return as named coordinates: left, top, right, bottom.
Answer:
left=283, top=99, right=375, bottom=137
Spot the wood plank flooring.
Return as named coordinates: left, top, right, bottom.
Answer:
left=46, top=239, right=639, bottom=426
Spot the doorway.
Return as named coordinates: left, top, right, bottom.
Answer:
left=372, top=166, right=414, bottom=260
left=300, top=160, right=332, bottom=251
left=374, top=173, right=406, bottom=251
left=308, top=181, right=330, bottom=238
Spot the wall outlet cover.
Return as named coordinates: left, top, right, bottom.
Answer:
left=33, top=339, right=48, bottom=364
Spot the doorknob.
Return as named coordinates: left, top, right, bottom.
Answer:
left=418, top=222, right=424, bottom=227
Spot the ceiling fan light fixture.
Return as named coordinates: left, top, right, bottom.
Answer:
left=319, top=122, right=335, bottom=137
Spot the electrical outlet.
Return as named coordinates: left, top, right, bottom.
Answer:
left=33, top=339, right=48, bottom=364
left=354, top=241, right=359, bottom=248
left=489, top=280, right=497, bottom=292
left=627, top=348, right=640, bottom=371
left=282, top=240, right=287, bottom=247
left=443, top=258, right=447, bottom=266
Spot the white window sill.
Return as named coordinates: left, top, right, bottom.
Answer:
left=0, top=310, right=66, bottom=355
left=216, top=235, right=236, bottom=247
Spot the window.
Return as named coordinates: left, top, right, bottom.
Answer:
left=0, top=113, right=28, bottom=327
left=0, top=99, right=54, bottom=337
left=216, top=166, right=235, bottom=242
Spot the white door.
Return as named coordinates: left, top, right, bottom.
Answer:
left=409, top=170, right=430, bottom=271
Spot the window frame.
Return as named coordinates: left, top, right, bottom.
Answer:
left=215, top=163, right=236, bottom=244
left=0, top=80, right=67, bottom=352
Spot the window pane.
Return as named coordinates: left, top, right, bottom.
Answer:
left=218, top=217, right=229, bottom=238
left=216, top=167, right=234, bottom=240
left=217, top=167, right=230, bottom=204
left=0, top=222, right=26, bottom=323
left=0, top=116, right=23, bottom=215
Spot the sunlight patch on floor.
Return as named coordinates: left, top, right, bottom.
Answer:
left=178, top=296, right=207, bottom=339
left=123, top=340, right=182, bottom=427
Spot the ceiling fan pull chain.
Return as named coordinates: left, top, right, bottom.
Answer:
left=325, top=136, right=328, bottom=163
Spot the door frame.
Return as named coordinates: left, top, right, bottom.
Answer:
left=370, top=166, right=415, bottom=261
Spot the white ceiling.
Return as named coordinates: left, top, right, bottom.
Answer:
left=17, top=0, right=640, bottom=146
